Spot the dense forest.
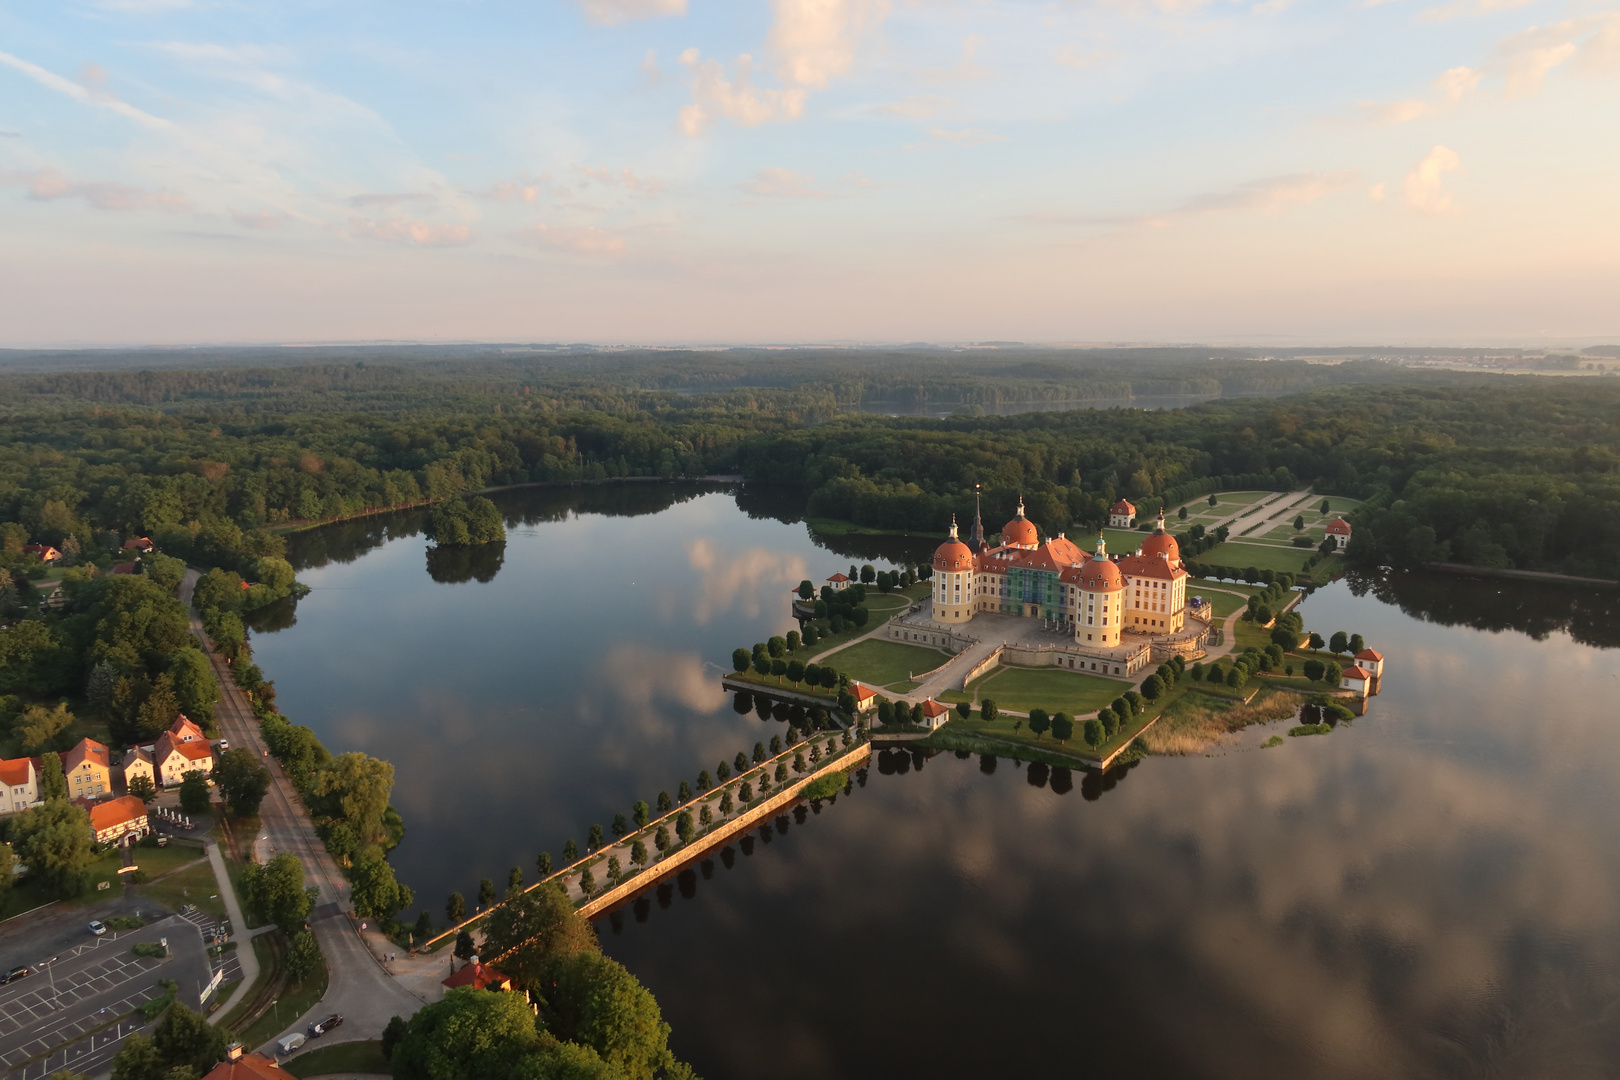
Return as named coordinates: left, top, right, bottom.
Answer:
left=0, top=351, right=1616, bottom=599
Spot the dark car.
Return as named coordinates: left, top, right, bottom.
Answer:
left=308, top=1014, right=343, bottom=1037
left=1, top=966, right=32, bottom=985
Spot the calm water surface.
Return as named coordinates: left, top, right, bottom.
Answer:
left=253, top=485, right=1620, bottom=1080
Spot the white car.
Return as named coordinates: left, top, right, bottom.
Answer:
left=87, top=921, right=106, bottom=936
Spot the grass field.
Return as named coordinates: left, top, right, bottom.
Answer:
left=286, top=1040, right=391, bottom=1078
left=1189, top=588, right=1252, bottom=617
left=820, top=638, right=949, bottom=686
left=135, top=857, right=226, bottom=922
left=967, top=664, right=1131, bottom=715
left=1202, top=541, right=1317, bottom=574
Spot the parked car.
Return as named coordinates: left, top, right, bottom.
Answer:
left=275, top=1032, right=306, bottom=1056
left=87, top=920, right=107, bottom=936
left=216, top=739, right=230, bottom=751
left=1, top=966, right=32, bottom=985
left=308, top=1014, right=343, bottom=1037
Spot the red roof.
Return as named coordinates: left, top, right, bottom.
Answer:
left=1342, top=665, right=1371, bottom=680
left=62, top=738, right=110, bottom=775
left=1354, top=648, right=1384, bottom=662
left=175, top=741, right=214, bottom=762
left=920, top=699, right=950, bottom=719
left=852, top=684, right=877, bottom=703
left=0, top=758, right=32, bottom=787
left=1001, top=516, right=1038, bottom=547
left=933, top=538, right=974, bottom=572
left=1076, top=558, right=1124, bottom=591
left=112, top=562, right=138, bottom=574
left=124, top=537, right=155, bottom=552
left=826, top=573, right=850, bottom=582
left=1325, top=518, right=1352, bottom=534
left=88, top=795, right=149, bottom=835
left=442, top=961, right=511, bottom=991
left=1115, top=554, right=1186, bottom=580
left=170, top=715, right=207, bottom=742
left=1111, top=499, right=1136, bottom=514
left=202, top=1052, right=283, bottom=1079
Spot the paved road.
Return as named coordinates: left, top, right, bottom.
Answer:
left=0, top=916, right=209, bottom=1080
left=179, top=572, right=426, bottom=1051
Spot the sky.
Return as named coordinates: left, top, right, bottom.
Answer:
left=0, top=0, right=1617, bottom=346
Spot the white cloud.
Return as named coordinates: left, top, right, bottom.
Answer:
left=1403, top=145, right=1461, bottom=215
left=1352, top=65, right=1479, bottom=125
left=913, top=35, right=992, bottom=85
left=574, top=0, right=686, bottom=25
left=875, top=94, right=956, bottom=119
left=1490, top=14, right=1620, bottom=96
left=485, top=180, right=545, bottom=203
left=0, top=49, right=171, bottom=129
left=1368, top=182, right=1387, bottom=201
left=769, top=0, right=889, bottom=89
left=577, top=165, right=665, bottom=196
left=1435, top=64, right=1483, bottom=102
left=0, top=167, right=188, bottom=211
left=348, top=215, right=473, bottom=246
left=230, top=208, right=282, bottom=229
left=512, top=223, right=626, bottom=254
left=1418, top=0, right=1534, bottom=23
left=740, top=167, right=826, bottom=198
left=1178, top=171, right=1357, bottom=215
left=677, top=50, right=807, bottom=136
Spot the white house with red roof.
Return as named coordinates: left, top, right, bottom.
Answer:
left=917, top=698, right=951, bottom=731
left=1325, top=518, right=1352, bottom=551
left=0, top=758, right=39, bottom=815
left=84, top=795, right=151, bottom=844
left=154, top=714, right=215, bottom=787
left=825, top=572, right=851, bottom=591
left=1353, top=647, right=1384, bottom=681
left=1341, top=665, right=1373, bottom=699
left=1108, top=499, right=1137, bottom=529
left=849, top=684, right=878, bottom=713
left=21, top=544, right=61, bottom=563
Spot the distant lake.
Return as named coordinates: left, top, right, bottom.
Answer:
left=251, top=484, right=1620, bottom=1079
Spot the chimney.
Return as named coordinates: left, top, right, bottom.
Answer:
left=226, top=1042, right=244, bottom=1061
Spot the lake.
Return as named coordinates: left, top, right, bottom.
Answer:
left=253, top=484, right=1620, bottom=1079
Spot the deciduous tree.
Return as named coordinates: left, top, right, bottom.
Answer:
left=242, top=852, right=313, bottom=934
left=214, top=748, right=270, bottom=818
left=446, top=892, right=466, bottom=925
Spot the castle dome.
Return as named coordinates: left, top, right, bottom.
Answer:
left=933, top=516, right=975, bottom=572
left=1002, top=495, right=1038, bottom=548
left=1078, top=557, right=1123, bottom=591
left=1140, top=508, right=1179, bottom=562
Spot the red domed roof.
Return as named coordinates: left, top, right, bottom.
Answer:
left=1078, top=557, right=1124, bottom=591
left=1002, top=517, right=1038, bottom=547
left=1140, top=531, right=1180, bottom=563
left=933, top=539, right=974, bottom=572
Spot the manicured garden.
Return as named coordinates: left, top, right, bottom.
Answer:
left=1201, top=540, right=1317, bottom=574
left=966, top=664, right=1131, bottom=716
left=818, top=638, right=948, bottom=687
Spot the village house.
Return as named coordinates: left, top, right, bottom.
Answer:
left=825, top=572, right=852, bottom=591
left=84, top=794, right=151, bottom=845
left=1342, top=665, right=1373, bottom=699
left=443, top=958, right=513, bottom=992
left=21, top=543, right=61, bottom=563
left=1325, top=518, right=1352, bottom=551
left=62, top=737, right=113, bottom=801
left=202, top=1044, right=283, bottom=1079
left=154, top=715, right=215, bottom=787
left=917, top=699, right=951, bottom=731
left=0, top=758, right=39, bottom=815
left=1353, top=647, right=1384, bottom=682
left=121, top=747, right=156, bottom=792
left=1108, top=499, right=1137, bottom=528
left=123, top=537, right=155, bottom=553
left=850, top=684, right=878, bottom=713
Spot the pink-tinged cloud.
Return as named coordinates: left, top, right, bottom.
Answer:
left=512, top=223, right=626, bottom=254
left=1404, top=145, right=1462, bottom=215
left=677, top=50, right=807, bottom=135
left=0, top=167, right=188, bottom=211
left=231, top=208, right=282, bottom=229
left=577, top=165, right=665, bottom=196
left=740, top=167, right=825, bottom=199
left=348, top=215, right=473, bottom=246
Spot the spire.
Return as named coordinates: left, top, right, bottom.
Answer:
left=1016, top=494, right=1026, bottom=519
left=1155, top=505, right=1167, bottom=533
left=1095, top=533, right=1108, bottom=558
left=948, top=514, right=959, bottom=541
left=968, top=484, right=985, bottom=551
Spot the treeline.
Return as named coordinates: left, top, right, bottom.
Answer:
left=0, top=363, right=1616, bottom=580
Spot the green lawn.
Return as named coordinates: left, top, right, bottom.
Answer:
left=1177, top=490, right=1274, bottom=513
left=819, top=638, right=949, bottom=685
left=134, top=857, right=227, bottom=922
left=231, top=934, right=329, bottom=1051
left=286, top=1039, right=391, bottom=1078
left=1201, top=541, right=1316, bottom=574
left=968, top=664, right=1131, bottom=715
left=1190, top=588, right=1255, bottom=617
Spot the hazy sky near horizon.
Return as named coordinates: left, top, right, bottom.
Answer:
left=1, top=0, right=1616, bottom=346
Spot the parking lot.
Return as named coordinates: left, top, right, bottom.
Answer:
left=0, top=915, right=211, bottom=1080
